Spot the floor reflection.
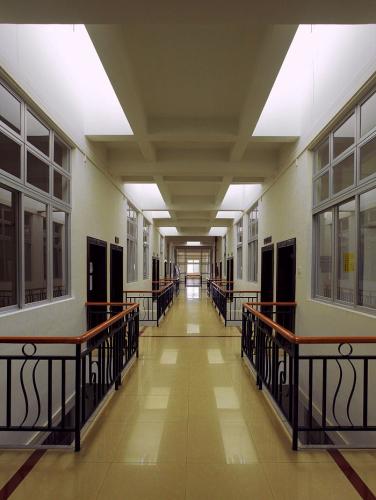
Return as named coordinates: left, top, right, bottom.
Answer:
left=186, top=287, right=200, bottom=299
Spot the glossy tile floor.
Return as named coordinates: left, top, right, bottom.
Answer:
left=2, top=288, right=376, bottom=499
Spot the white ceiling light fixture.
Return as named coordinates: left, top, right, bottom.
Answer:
left=220, top=184, right=262, bottom=211
left=144, top=210, right=171, bottom=219
left=123, top=183, right=167, bottom=210
left=159, top=227, right=180, bottom=236
left=216, top=211, right=243, bottom=219
left=208, top=227, right=227, bottom=237
left=186, top=241, right=201, bottom=246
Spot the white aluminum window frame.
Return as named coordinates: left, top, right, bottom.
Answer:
left=0, top=78, right=71, bottom=313
left=312, top=87, right=376, bottom=313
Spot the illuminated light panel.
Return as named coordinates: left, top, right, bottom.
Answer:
left=144, top=211, right=171, bottom=219
left=159, top=227, right=179, bottom=236
left=220, top=184, right=262, bottom=211
left=19, top=25, right=134, bottom=135
left=124, top=184, right=167, bottom=210
left=208, top=227, right=227, bottom=237
left=186, top=241, right=201, bottom=246
left=216, top=211, right=243, bottom=219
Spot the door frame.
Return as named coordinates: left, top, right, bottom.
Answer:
left=276, top=238, right=296, bottom=303
left=110, top=243, right=123, bottom=303
left=261, top=243, right=274, bottom=303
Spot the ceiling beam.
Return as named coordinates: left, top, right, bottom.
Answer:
left=87, top=25, right=156, bottom=161
left=230, top=25, right=298, bottom=161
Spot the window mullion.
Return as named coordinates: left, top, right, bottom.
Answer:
left=19, top=192, right=25, bottom=308
left=354, top=195, right=360, bottom=306
left=332, top=206, right=337, bottom=302
left=47, top=204, right=53, bottom=301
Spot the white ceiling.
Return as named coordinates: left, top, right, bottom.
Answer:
left=1, top=2, right=372, bottom=239
left=83, top=22, right=296, bottom=235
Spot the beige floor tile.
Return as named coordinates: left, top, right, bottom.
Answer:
left=97, top=463, right=186, bottom=500
left=262, top=462, right=360, bottom=500
left=342, top=449, right=376, bottom=464
left=100, top=393, right=188, bottom=423
left=11, top=454, right=110, bottom=500
left=343, top=463, right=376, bottom=495
left=186, top=463, right=274, bottom=500
left=187, top=417, right=259, bottom=464
left=114, top=420, right=188, bottom=464
left=249, top=417, right=333, bottom=463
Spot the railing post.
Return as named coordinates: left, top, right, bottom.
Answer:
left=292, top=343, right=299, bottom=450
left=74, top=343, right=82, bottom=452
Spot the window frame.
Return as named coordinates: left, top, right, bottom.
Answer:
left=126, top=204, right=138, bottom=283
left=143, top=217, right=150, bottom=280
left=247, top=203, right=259, bottom=282
left=236, top=218, right=243, bottom=280
left=0, top=78, right=71, bottom=313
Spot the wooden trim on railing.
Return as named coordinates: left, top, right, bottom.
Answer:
left=243, top=303, right=376, bottom=345
left=0, top=303, right=139, bottom=345
left=211, top=282, right=261, bottom=294
left=123, top=282, right=174, bottom=294
left=86, top=302, right=136, bottom=307
left=248, top=302, right=297, bottom=307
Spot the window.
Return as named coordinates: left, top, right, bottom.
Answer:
left=0, top=187, right=17, bottom=307
left=313, top=88, right=376, bottom=310
left=0, top=79, right=71, bottom=310
left=24, top=197, right=47, bottom=303
left=143, top=218, right=150, bottom=279
left=187, top=259, right=200, bottom=273
left=127, top=205, right=138, bottom=283
left=236, top=219, right=243, bottom=279
left=248, top=204, right=258, bottom=282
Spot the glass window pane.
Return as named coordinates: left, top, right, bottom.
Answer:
left=53, top=170, right=70, bottom=202
left=360, top=136, right=376, bottom=181
left=316, top=211, right=333, bottom=298
left=27, top=151, right=50, bottom=193
left=237, top=246, right=242, bottom=279
left=54, top=136, right=69, bottom=170
left=333, top=154, right=354, bottom=194
left=315, top=137, right=329, bottom=172
left=0, top=130, right=21, bottom=178
left=0, top=83, right=21, bottom=133
left=333, top=114, right=355, bottom=158
left=248, top=240, right=258, bottom=282
left=361, top=92, right=376, bottom=137
left=359, top=189, right=376, bottom=309
left=24, top=197, right=47, bottom=304
left=53, top=209, right=67, bottom=297
left=314, top=173, right=329, bottom=204
left=27, top=111, right=50, bottom=157
left=336, top=199, right=356, bottom=303
left=0, top=187, right=17, bottom=307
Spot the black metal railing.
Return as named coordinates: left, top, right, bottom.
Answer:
left=0, top=302, right=139, bottom=451
left=124, top=281, right=175, bottom=326
left=242, top=302, right=376, bottom=450
left=207, top=280, right=260, bottom=325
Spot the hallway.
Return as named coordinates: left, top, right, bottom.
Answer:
left=1, top=289, right=375, bottom=499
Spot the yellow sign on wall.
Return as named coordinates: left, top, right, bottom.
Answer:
left=344, top=252, right=355, bottom=273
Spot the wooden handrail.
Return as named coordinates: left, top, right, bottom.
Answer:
left=243, top=303, right=376, bottom=345
left=124, top=282, right=174, bottom=294
left=211, top=282, right=261, bottom=294
left=86, top=301, right=137, bottom=307
left=247, top=302, right=297, bottom=307
left=0, top=303, right=139, bottom=345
